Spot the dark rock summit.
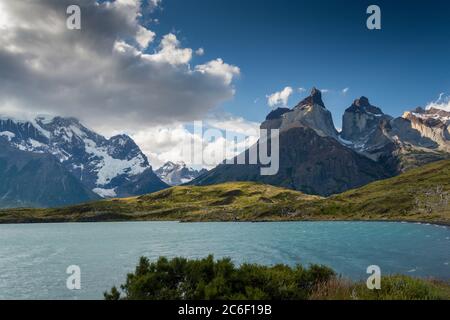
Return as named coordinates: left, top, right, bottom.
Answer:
left=295, top=87, right=325, bottom=109
left=261, top=87, right=338, bottom=138
left=265, top=108, right=291, bottom=121
left=346, top=96, right=384, bottom=115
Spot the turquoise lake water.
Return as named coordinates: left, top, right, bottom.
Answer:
left=0, top=221, right=448, bottom=299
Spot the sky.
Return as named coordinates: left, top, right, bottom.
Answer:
left=149, top=0, right=450, bottom=125
left=0, top=0, right=449, bottom=168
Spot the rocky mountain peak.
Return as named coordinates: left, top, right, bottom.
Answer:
left=295, top=87, right=326, bottom=109
left=261, top=87, right=337, bottom=138
left=347, top=97, right=384, bottom=115
left=156, top=161, right=207, bottom=186
left=341, top=96, right=390, bottom=148
left=355, top=96, right=370, bottom=107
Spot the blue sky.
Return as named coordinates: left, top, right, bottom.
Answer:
left=146, top=0, right=450, bottom=128
left=1, top=0, right=449, bottom=167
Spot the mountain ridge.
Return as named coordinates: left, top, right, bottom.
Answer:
left=191, top=88, right=450, bottom=194
left=0, top=115, right=168, bottom=207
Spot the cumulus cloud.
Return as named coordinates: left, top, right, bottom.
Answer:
left=135, top=25, right=156, bottom=49
left=143, top=33, right=192, bottom=65
left=267, top=86, right=293, bottom=107
left=131, top=117, right=259, bottom=169
left=426, top=93, right=450, bottom=112
left=195, top=59, right=240, bottom=86
left=0, top=0, right=240, bottom=132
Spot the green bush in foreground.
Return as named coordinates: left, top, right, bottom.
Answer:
left=104, top=256, right=450, bottom=300
left=104, top=255, right=334, bottom=300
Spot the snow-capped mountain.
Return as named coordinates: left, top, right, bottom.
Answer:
left=0, top=115, right=168, bottom=201
left=155, top=161, right=207, bottom=186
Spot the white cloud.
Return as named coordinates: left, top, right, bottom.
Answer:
left=426, top=93, right=450, bottom=112
left=195, top=59, right=240, bottom=86
left=143, top=33, right=193, bottom=65
left=0, top=0, right=240, bottom=132
left=136, top=26, right=156, bottom=49
left=131, top=117, right=259, bottom=169
left=298, top=87, right=306, bottom=93
left=267, top=86, right=293, bottom=107
left=342, top=87, right=349, bottom=95
left=195, top=48, right=205, bottom=56
left=320, top=88, right=330, bottom=93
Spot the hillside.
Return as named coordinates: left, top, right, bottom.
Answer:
left=300, top=159, right=450, bottom=223
left=0, top=182, right=320, bottom=223
left=0, top=160, right=449, bottom=224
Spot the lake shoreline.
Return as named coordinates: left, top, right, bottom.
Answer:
left=0, top=216, right=449, bottom=227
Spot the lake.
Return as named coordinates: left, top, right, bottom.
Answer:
left=0, top=221, right=448, bottom=300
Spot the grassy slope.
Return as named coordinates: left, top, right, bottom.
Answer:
left=311, top=275, right=450, bottom=300
left=299, top=159, right=450, bottom=223
left=0, top=182, right=320, bottom=223
left=0, top=160, right=449, bottom=224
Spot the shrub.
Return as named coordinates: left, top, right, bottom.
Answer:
left=104, top=256, right=450, bottom=300
left=104, top=255, right=335, bottom=300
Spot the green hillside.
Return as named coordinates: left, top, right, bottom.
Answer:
left=301, top=159, right=450, bottom=223
left=0, top=182, right=320, bottom=223
left=1, top=160, right=449, bottom=224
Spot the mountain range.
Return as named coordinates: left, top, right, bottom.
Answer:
left=0, top=116, right=168, bottom=207
left=190, top=88, right=450, bottom=195
left=1, top=87, right=449, bottom=207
